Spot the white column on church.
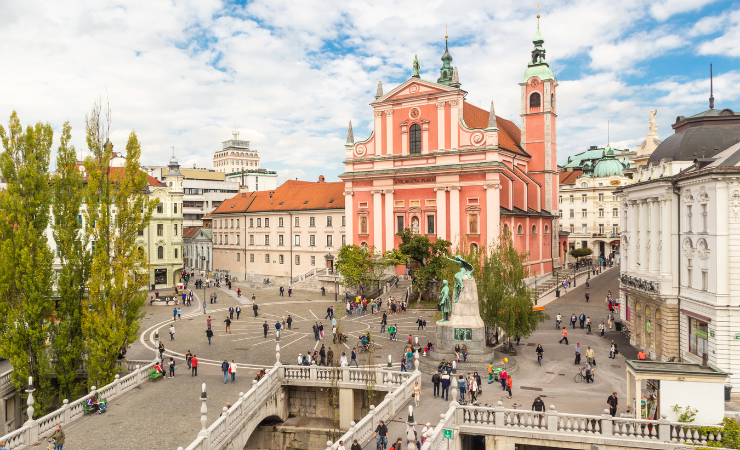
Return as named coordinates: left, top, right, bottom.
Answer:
left=372, top=190, right=383, bottom=248
left=485, top=182, right=501, bottom=249
left=660, top=196, right=672, bottom=295
left=344, top=191, right=354, bottom=246
left=449, top=186, right=461, bottom=247
left=436, top=102, right=446, bottom=151
left=385, top=110, right=394, bottom=156
left=384, top=189, right=394, bottom=252
left=649, top=198, right=660, bottom=276
left=638, top=200, right=649, bottom=275
left=436, top=187, right=447, bottom=240
left=449, top=100, right=459, bottom=149
left=374, top=111, right=383, bottom=156
left=628, top=200, right=639, bottom=273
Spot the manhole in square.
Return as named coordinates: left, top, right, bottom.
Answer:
left=375, top=355, right=382, bottom=358
left=521, top=386, right=543, bottom=391
left=291, top=328, right=299, bottom=330
left=188, top=319, right=194, bottom=321
left=527, top=343, right=536, bottom=347
left=546, top=372, right=554, bottom=374
left=234, top=348, right=249, bottom=351
left=559, top=374, right=565, bottom=376
left=612, top=365, right=621, bottom=368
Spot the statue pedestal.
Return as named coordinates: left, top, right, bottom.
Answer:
left=436, top=276, right=493, bottom=362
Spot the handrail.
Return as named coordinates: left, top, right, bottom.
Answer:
left=0, top=361, right=156, bottom=450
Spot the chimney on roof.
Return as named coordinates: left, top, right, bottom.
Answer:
left=318, top=175, right=325, bottom=183
left=241, top=193, right=246, bottom=197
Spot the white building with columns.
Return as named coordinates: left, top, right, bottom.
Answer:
left=618, top=104, right=740, bottom=396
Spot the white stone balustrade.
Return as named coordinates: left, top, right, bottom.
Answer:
left=0, top=361, right=156, bottom=450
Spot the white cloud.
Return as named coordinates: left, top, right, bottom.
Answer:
left=697, top=9, right=740, bottom=56
left=0, top=0, right=737, bottom=181
left=650, top=0, right=720, bottom=21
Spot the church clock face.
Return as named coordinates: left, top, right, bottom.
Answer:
left=530, top=78, right=540, bottom=87
left=409, top=107, right=421, bottom=120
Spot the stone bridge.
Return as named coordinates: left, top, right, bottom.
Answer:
left=179, top=362, right=420, bottom=450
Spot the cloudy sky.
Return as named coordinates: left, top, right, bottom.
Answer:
left=1, top=0, right=738, bottom=183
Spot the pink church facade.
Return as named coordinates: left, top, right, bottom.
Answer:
left=340, top=24, right=565, bottom=276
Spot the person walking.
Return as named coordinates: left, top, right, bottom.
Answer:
left=607, top=392, right=619, bottom=417
left=599, top=321, right=606, bottom=337
left=275, top=320, right=282, bottom=339
left=350, top=348, right=359, bottom=368
left=51, top=424, right=65, bottom=450
left=287, top=315, right=293, bottom=329
left=203, top=301, right=207, bottom=314
left=177, top=307, right=182, bottom=320
left=168, top=357, right=175, bottom=378
left=461, top=343, right=468, bottom=363
left=288, top=286, right=292, bottom=297
left=253, top=301, right=258, bottom=317
left=319, top=322, right=324, bottom=339
left=279, top=286, right=284, bottom=296
left=559, top=328, right=568, bottom=345
left=417, top=316, right=424, bottom=331
left=506, top=375, right=513, bottom=399
left=222, top=359, right=230, bottom=384
left=325, top=307, right=332, bottom=319
left=224, top=317, right=231, bottom=333
left=206, top=328, right=214, bottom=345
left=400, top=356, right=407, bottom=372
left=230, top=360, right=237, bottom=383
left=413, top=380, right=421, bottom=407
left=585, top=346, right=595, bottom=365
left=186, top=350, right=193, bottom=369
left=229, top=306, right=234, bottom=319
left=585, top=290, right=590, bottom=302
left=173, top=307, right=177, bottom=321
left=582, top=363, right=594, bottom=383
left=236, top=305, right=241, bottom=319
left=380, top=313, right=387, bottom=334
left=319, top=345, right=326, bottom=366
left=432, top=371, right=441, bottom=398
left=169, top=324, right=175, bottom=341
left=579, top=313, right=586, bottom=329
left=191, top=355, right=198, bottom=376
left=570, top=314, right=577, bottom=328
left=441, top=371, right=450, bottom=401
left=487, top=361, right=495, bottom=383
left=158, top=341, right=165, bottom=360
left=608, top=313, right=614, bottom=329
left=610, top=341, right=618, bottom=359
left=263, top=321, right=269, bottom=338
left=340, top=352, right=348, bottom=367
left=574, top=343, right=581, bottom=365
left=313, top=323, right=320, bottom=341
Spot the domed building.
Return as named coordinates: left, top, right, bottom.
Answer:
left=618, top=98, right=740, bottom=396
left=558, top=145, right=633, bottom=262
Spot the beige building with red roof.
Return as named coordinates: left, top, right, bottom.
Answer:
left=210, top=177, right=345, bottom=283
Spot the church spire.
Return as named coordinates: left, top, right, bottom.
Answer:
left=437, top=26, right=455, bottom=86
left=522, top=7, right=554, bottom=83
left=346, top=121, right=354, bottom=144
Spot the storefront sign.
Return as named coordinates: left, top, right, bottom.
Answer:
left=692, top=328, right=708, bottom=340
left=735, top=333, right=740, bottom=340
left=610, top=180, right=621, bottom=186
left=454, top=328, right=472, bottom=341
left=394, top=177, right=436, bottom=185
left=710, top=330, right=715, bottom=338
left=620, top=275, right=660, bottom=293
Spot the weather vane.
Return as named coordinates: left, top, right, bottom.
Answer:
left=445, top=23, right=448, bottom=40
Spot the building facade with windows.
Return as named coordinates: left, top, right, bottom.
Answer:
left=183, top=226, right=213, bottom=272
left=139, top=155, right=185, bottom=287
left=225, top=168, right=278, bottom=192
left=213, top=131, right=261, bottom=173
left=340, top=22, right=565, bottom=276
left=210, top=177, right=345, bottom=283
left=558, top=145, right=632, bottom=260
left=618, top=104, right=740, bottom=394
left=145, top=166, right=240, bottom=227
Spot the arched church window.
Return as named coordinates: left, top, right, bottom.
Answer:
left=530, top=92, right=541, bottom=108
left=581, top=182, right=588, bottom=188
left=532, top=225, right=537, bottom=235
left=409, top=124, right=422, bottom=154
left=517, top=224, right=523, bottom=235
left=503, top=224, right=509, bottom=235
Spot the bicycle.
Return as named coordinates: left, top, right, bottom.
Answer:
left=357, top=340, right=375, bottom=353
left=537, top=353, right=543, bottom=366
left=46, top=438, right=56, bottom=450
left=574, top=368, right=594, bottom=383
left=376, top=435, right=388, bottom=450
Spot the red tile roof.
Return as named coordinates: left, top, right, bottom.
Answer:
left=182, top=226, right=201, bottom=238
left=462, top=102, right=525, bottom=156
left=212, top=180, right=345, bottom=215
left=559, top=170, right=583, bottom=184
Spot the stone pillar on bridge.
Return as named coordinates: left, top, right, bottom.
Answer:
left=339, top=388, right=354, bottom=430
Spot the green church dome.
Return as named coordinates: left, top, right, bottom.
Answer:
left=592, top=150, right=625, bottom=178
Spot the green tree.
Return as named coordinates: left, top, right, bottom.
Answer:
left=50, top=121, right=89, bottom=400
left=0, top=111, right=56, bottom=416
left=335, top=244, right=405, bottom=296
left=475, top=232, right=547, bottom=343
left=82, top=101, right=155, bottom=387
left=396, top=229, right=451, bottom=302
left=569, top=247, right=593, bottom=265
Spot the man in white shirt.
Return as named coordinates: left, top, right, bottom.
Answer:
left=297, top=353, right=303, bottom=365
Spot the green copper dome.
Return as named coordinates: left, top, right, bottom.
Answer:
left=592, top=149, right=625, bottom=178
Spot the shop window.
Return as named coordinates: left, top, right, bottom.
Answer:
left=688, top=317, right=708, bottom=358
